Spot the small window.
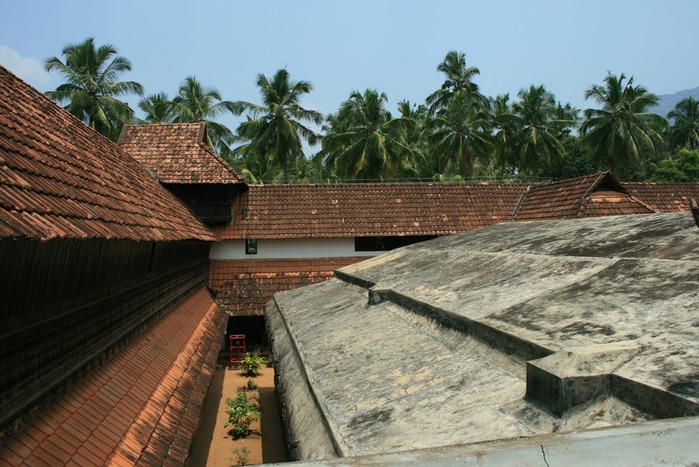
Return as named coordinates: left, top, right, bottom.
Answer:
left=245, top=239, right=258, bottom=255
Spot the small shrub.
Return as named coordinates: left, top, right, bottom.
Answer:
left=231, top=446, right=250, bottom=466
left=224, top=390, right=261, bottom=439
left=239, top=352, right=266, bottom=377
left=265, top=355, right=274, bottom=367
left=245, top=378, right=258, bottom=390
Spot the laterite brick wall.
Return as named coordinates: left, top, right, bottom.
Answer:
left=209, top=257, right=367, bottom=316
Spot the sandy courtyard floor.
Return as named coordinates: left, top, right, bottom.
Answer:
left=189, top=364, right=287, bottom=466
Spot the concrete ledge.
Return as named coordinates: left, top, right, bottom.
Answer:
left=267, top=416, right=699, bottom=466
left=370, top=287, right=553, bottom=362
left=334, top=269, right=376, bottom=290
left=611, top=374, right=699, bottom=419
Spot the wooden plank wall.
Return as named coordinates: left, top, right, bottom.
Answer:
left=0, top=238, right=211, bottom=437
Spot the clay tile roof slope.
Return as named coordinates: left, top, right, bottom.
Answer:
left=118, top=122, right=245, bottom=184
left=214, top=182, right=530, bottom=240
left=622, top=181, right=699, bottom=212
left=0, top=286, right=227, bottom=466
left=513, top=172, right=652, bottom=221
left=0, top=66, right=214, bottom=241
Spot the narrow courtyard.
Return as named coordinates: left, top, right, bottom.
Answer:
left=189, top=359, right=287, bottom=466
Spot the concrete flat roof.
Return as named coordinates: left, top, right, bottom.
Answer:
left=267, top=212, right=699, bottom=462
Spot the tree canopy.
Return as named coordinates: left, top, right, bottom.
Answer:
left=44, top=37, right=144, bottom=140
left=321, top=89, right=416, bottom=181
left=231, top=69, right=322, bottom=183
left=668, top=97, right=699, bottom=150
left=44, top=40, right=695, bottom=183
left=581, top=73, right=667, bottom=174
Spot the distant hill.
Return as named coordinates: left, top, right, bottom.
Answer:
left=651, top=86, right=699, bottom=118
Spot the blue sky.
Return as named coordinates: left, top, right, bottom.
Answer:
left=1, top=0, right=698, bottom=132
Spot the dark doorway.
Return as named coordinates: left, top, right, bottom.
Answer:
left=226, top=315, right=269, bottom=353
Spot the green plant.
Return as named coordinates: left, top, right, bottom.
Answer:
left=265, top=355, right=274, bottom=367
left=245, top=378, right=258, bottom=390
left=224, top=390, right=261, bottom=439
left=239, top=352, right=266, bottom=377
left=231, top=446, right=250, bottom=466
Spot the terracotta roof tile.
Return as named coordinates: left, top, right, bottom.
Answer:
left=0, top=65, right=214, bottom=241
left=211, top=175, right=699, bottom=243
left=513, top=172, right=653, bottom=221
left=214, top=182, right=529, bottom=240
left=622, top=181, right=699, bottom=212
left=118, top=123, right=245, bottom=185
left=0, top=286, right=227, bottom=465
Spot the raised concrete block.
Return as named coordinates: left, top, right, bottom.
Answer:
left=526, top=342, right=640, bottom=416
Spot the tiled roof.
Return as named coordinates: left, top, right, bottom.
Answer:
left=214, top=183, right=529, bottom=240
left=582, top=190, right=654, bottom=217
left=0, top=286, right=227, bottom=466
left=118, top=123, right=245, bottom=185
left=622, top=182, right=699, bottom=212
left=513, top=172, right=652, bottom=221
left=0, top=65, right=214, bottom=241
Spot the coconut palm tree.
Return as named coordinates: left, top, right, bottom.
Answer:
left=427, top=51, right=486, bottom=115
left=138, top=92, right=176, bottom=124
left=228, top=146, right=284, bottom=184
left=321, top=89, right=416, bottom=181
left=668, top=97, right=699, bottom=150
left=512, top=85, right=571, bottom=174
left=429, top=91, right=491, bottom=178
left=489, top=94, right=521, bottom=177
left=170, top=76, right=239, bottom=153
left=232, top=69, right=322, bottom=183
left=580, top=72, right=667, bottom=172
left=44, top=37, right=144, bottom=140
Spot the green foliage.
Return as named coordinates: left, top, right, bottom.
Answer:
left=668, top=97, right=699, bottom=150
left=429, top=91, right=491, bottom=178
left=231, top=447, right=250, bottom=466
left=488, top=93, right=520, bottom=178
left=224, top=390, right=261, bottom=439
left=138, top=92, right=176, bottom=124
left=650, top=149, right=699, bottom=182
left=426, top=50, right=486, bottom=114
left=82, top=43, right=683, bottom=183
left=581, top=72, right=667, bottom=173
left=232, top=69, right=323, bottom=183
left=245, top=378, right=258, bottom=390
left=239, top=353, right=266, bottom=377
left=511, top=85, right=572, bottom=174
left=321, top=89, right=417, bottom=181
left=44, top=37, right=144, bottom=141
left=535, top=136, right=602, bottom=179
left=170, top=76, right=239, bottom=153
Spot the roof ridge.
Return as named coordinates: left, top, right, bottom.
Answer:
left=511, top=185, right=531, bottom=220
left=247, top=181, right=534, bottom=189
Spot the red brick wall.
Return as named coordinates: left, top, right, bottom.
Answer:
left=209, top=257, right=368, bottom=316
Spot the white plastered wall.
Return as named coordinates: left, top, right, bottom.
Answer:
left=209, top=238, right=380, bottom=260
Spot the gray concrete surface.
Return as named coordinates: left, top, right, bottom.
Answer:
left=267, top=416, right=699, bottom=466
left=267, top=213, right=699, bottom=462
